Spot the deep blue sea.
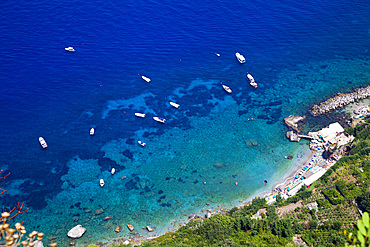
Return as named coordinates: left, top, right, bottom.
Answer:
left=0, top=0, right=369, bottom=245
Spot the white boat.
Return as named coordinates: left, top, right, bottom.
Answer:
left=222, top=84, right=232, bottom=93
left=235, top=52, right=246, bottom=64
left=215, top=53, right=220, bottom=57
left=170, top=101, right=180, bottom=108
left=153, top=117, right=166, bottom=123
left=100, top=178, right=105, bottom=187
left=135, top=113, right=146, bottom=118
left=39, top=137, right=47, bottom=149
left=111, top=168, right=116, bottom=175
left=247, top=73, right=257, bottom=88
left=138, top=141, right=146, bottom=147
left=141, top=76, right=151, bottom=82
left=90, top=128, right=95, bottom=136
left=65, top=46, right=75, bottom=52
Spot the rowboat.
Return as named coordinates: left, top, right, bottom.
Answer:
left=135, top=113, right=146, bottom=118
left=153, top=117, right=166, bottom=123
left=222, top=84, right=232, bottom=93
left=235, top=52, right=246, bottom=64
left=247, top=73, right=258, bottom=88
left=90, top=128, right=95, bottom=136
left=138, top=141, right=146, bottom=147
left=170, top=101, right=180, bottom=108
left=39, top=137, right=47, bottom=148
left=127, top=223, right=134, bottom=231
left=141, top=76, right=151, bottom=82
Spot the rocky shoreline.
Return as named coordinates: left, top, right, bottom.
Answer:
left=309, top=86, right=370, bottom=116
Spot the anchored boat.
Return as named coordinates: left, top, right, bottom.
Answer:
left=141, top=75, right=151, bottom=82
left=153, top=117, right=166, bottom=123
left=135, top=113, right=146, bottom=118
left=222, top=84, right=232, bottom=93
left=138, top=141, right=146, bottom=147
left=170, top=101, right=180, bottom=108
left=90, top=128, right=95, bottom=136
left=39, top=137, right=47, bottom=148
left=247, top=73, right=257, bottom=88
left=65, top=46, right=75, bottom=52
left=235, top=52, right=246, bottom=64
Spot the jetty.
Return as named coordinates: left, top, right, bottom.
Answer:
left=309, top=86, right=370, bottom=116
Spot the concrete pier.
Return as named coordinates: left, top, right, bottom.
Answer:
left=309, top=86, right=370, bottom=116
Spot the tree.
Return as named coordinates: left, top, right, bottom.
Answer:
left=218, top=238, right=236, bottom=247
left=332, top=220, right=343, bottom=231
left=309, top=220, right=318, bottom=230
left=202, top=214, right=236, bottom=240
left=357, top=191, right=370, bottom=213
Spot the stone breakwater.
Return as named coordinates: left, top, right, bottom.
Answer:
left=309, top=86, right=370, bottom=116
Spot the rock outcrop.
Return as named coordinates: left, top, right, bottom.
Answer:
left=188, top=214, right=202, bottom=221
left=310, top=86, right=370, bottom=116
left=67, top=225, right=86, bottom=238
left=286, top=131, right=301, bottom=142
left=284, top=115, right=306, bottom=132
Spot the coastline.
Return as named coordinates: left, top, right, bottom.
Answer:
left=124, top=93, right=369, bottom=246
left=121, top=144, right=315, bottom=246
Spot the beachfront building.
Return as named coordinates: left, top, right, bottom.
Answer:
left=308, top=122, right=344, bottom=143
left=275, top=122, right=355, bottom=200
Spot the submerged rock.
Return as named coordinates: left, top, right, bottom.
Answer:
left=67, top=225, right=86, bottom=238
left=94, top=208, right=104, bottom=215
left=245, top=139, right=258, bottom=147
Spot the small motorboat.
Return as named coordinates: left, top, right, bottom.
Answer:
left=138, top=141, right=146, bottom=147
left=222, top=84, right=232, bottom=93
left=153, top=117, right=166, bottom=123
left=111, top=168, right=116, bottom=175
left=90, top=128, right=95, bottom=136
left=141, top=75, right=151, bottom=82
left=215, top=53, right=220, bottom=57
left=170, top=101, right=180, bottom=108
left=263, top=180, right=267, bottom=185
left=247, top=73, right=257, bottom=88
left=39, top=137, right=47, bottom=149
left=135, top=113, right=146, bottom=118
left=99, top=178, right=105, bottom=187
left=235, top=52, right=246, bottom=64
left=65, top=46, right=75, bottom=52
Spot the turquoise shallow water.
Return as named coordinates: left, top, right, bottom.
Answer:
left=0, top=0, right=369, bottom=246
left=8, top=58, right=370, bottom=246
